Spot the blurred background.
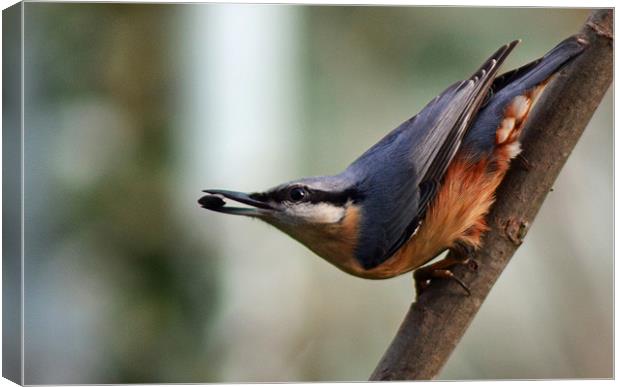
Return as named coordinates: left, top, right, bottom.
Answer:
left=21, top=4, right=611, bottom=383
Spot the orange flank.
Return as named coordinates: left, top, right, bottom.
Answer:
left=359, top=154, right=505, bottom=279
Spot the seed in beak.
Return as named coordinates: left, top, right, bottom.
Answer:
left=198, top=195, right=226, bottom=210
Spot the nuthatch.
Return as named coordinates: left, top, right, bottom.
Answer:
left=198, top=37, right=585, bottom=294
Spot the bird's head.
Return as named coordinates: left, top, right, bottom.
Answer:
left=198, top=174, right=368, bottom=274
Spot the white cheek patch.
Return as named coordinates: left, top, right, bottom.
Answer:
left=288, top=202, right=346, bottom=224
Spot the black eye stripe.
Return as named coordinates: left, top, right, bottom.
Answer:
left=308, top=190, right=348, bottom=205
left=251, top=187, right=362, bottom=205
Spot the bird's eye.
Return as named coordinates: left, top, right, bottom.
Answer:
left=288, top=187, right=308, bottom=202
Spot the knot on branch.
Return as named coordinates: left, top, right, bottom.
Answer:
left=504, top=218, right=530, bottom=246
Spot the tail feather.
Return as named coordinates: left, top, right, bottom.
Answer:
left=463, top=36, right=586, bottom=156
left=493, top=36, right=586, bottom=96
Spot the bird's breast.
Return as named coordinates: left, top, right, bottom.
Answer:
left=278, top=204, right=367, bottom=276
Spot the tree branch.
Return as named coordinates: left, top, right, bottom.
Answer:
left=369, top=9, right=613, bottom=381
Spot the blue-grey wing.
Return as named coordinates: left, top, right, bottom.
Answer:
left=348, top=41, right=520, bottom=269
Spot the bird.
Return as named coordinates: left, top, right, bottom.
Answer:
left=198, top=36, right=585, bottom=295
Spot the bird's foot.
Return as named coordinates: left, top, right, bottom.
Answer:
left=414, top=257, right=479, bottom=297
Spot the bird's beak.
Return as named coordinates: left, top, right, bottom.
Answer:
left=198, top=189, right=274, bottom=217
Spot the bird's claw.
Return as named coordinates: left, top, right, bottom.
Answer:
left=414, top=257, right=478, bottom=297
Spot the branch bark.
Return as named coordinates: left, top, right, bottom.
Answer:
left=370, top=9, right=613, bottom=381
